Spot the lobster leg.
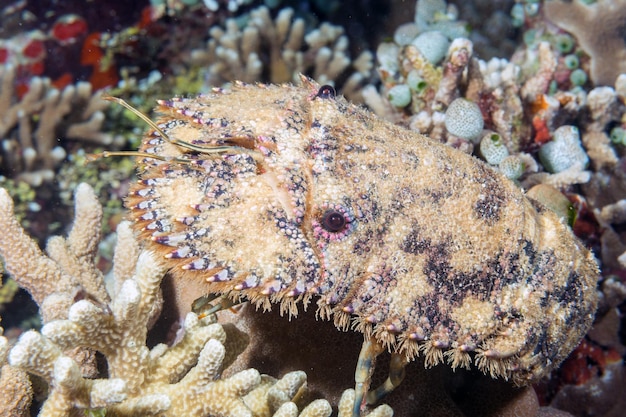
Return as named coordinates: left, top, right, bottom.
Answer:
left=353, top=337, right=384, bottom=417
left=367, top=352, right=408, bottom=405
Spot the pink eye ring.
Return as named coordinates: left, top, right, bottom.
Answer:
left=313, top=204, right=356, bottom=243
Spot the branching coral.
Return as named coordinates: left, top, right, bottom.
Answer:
left=0, top=322, right=32, bottom=417
left=544, top=0, right=626, bottom=86
left=0, top=65, right=115, bottom=186
left=190, top=6, right=373, bottom=102
left=0, top=184, right=392, bottom=416
left=9, top=275, right=262, bottom=416
left=0, top=183, right=108, bottom=324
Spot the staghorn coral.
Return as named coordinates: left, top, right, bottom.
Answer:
left=189, top=6, right=373, bottom=102
left=9, top=278, right=261, bottom=416
left=0, top=322, right=32, bottom=417
left=0, top=64, right=115, bottom=186
left=0, top=184, right=392, bottom=416
left=544, top=0, right=626, bottom=87
left=0, top=182, right=108, bottom=324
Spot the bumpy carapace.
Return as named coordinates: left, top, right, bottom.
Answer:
left=123, top=75, right=598, bottom=415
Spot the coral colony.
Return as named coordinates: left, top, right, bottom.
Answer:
left=0, top=1, right=625, bottom=416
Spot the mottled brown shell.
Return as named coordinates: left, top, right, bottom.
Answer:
left=127, top=76, right=598, bottom=385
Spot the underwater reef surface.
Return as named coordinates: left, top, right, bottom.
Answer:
left=0, top=0, right=625, bottom=416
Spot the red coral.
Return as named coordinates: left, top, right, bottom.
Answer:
left=0, top=46, right=9, bottom=63
left=51, top=14, right=88, bottom=45
left=80, top=32, right=119, bottom=90
left=532, top=115, right=551, bottom=145
left=559, top=338, right=622, bottom=386
left=22, top=38, right=45, bottom=60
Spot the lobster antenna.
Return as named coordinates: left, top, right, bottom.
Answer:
left=96, top=95, right=241, bottom=158
left=103, top=95, right=171, bottom=141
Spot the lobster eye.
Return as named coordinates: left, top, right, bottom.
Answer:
left=321, top=209, right=346, bottom=232
left=317, top=85, right=336, bottom=99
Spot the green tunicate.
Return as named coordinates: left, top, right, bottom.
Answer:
left=480, top=133, right=509, bottom=165
left=387, top=84, right=412, bottom=108
left=511, top=4, right=525, bottom=27
left=564, top=54, right=579, bottom=69
left=498, top=155, right=524, bottom=180
left=523, top=29, right=537, bottom=46
left=570, top=68, right=588, bottom=86
left=555, top=34, right=574, bottom=53
left=406, top=70, right=427, bottom=93
left=610, top=127, right=626, bottom=145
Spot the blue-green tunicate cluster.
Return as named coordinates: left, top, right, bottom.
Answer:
left=538, top=125, right=589, bottom=173
left=498, top=155, right=525, bottom=180
left=387, top=84, right=412, bottom=107
left=412, top=31, right=450, bottom=64
left=479, top=133, right=509, bottom=165
left=444, top=98, right=484, bottom=141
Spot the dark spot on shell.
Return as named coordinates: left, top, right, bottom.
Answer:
left=473, top=166, right=507, bottom=224
left=353, top=229, right=375, bottom=256
left=400, top=224, right=431, bottom=255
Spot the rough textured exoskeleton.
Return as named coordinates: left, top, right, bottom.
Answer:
left=126, top=75, right=598, bottom=414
